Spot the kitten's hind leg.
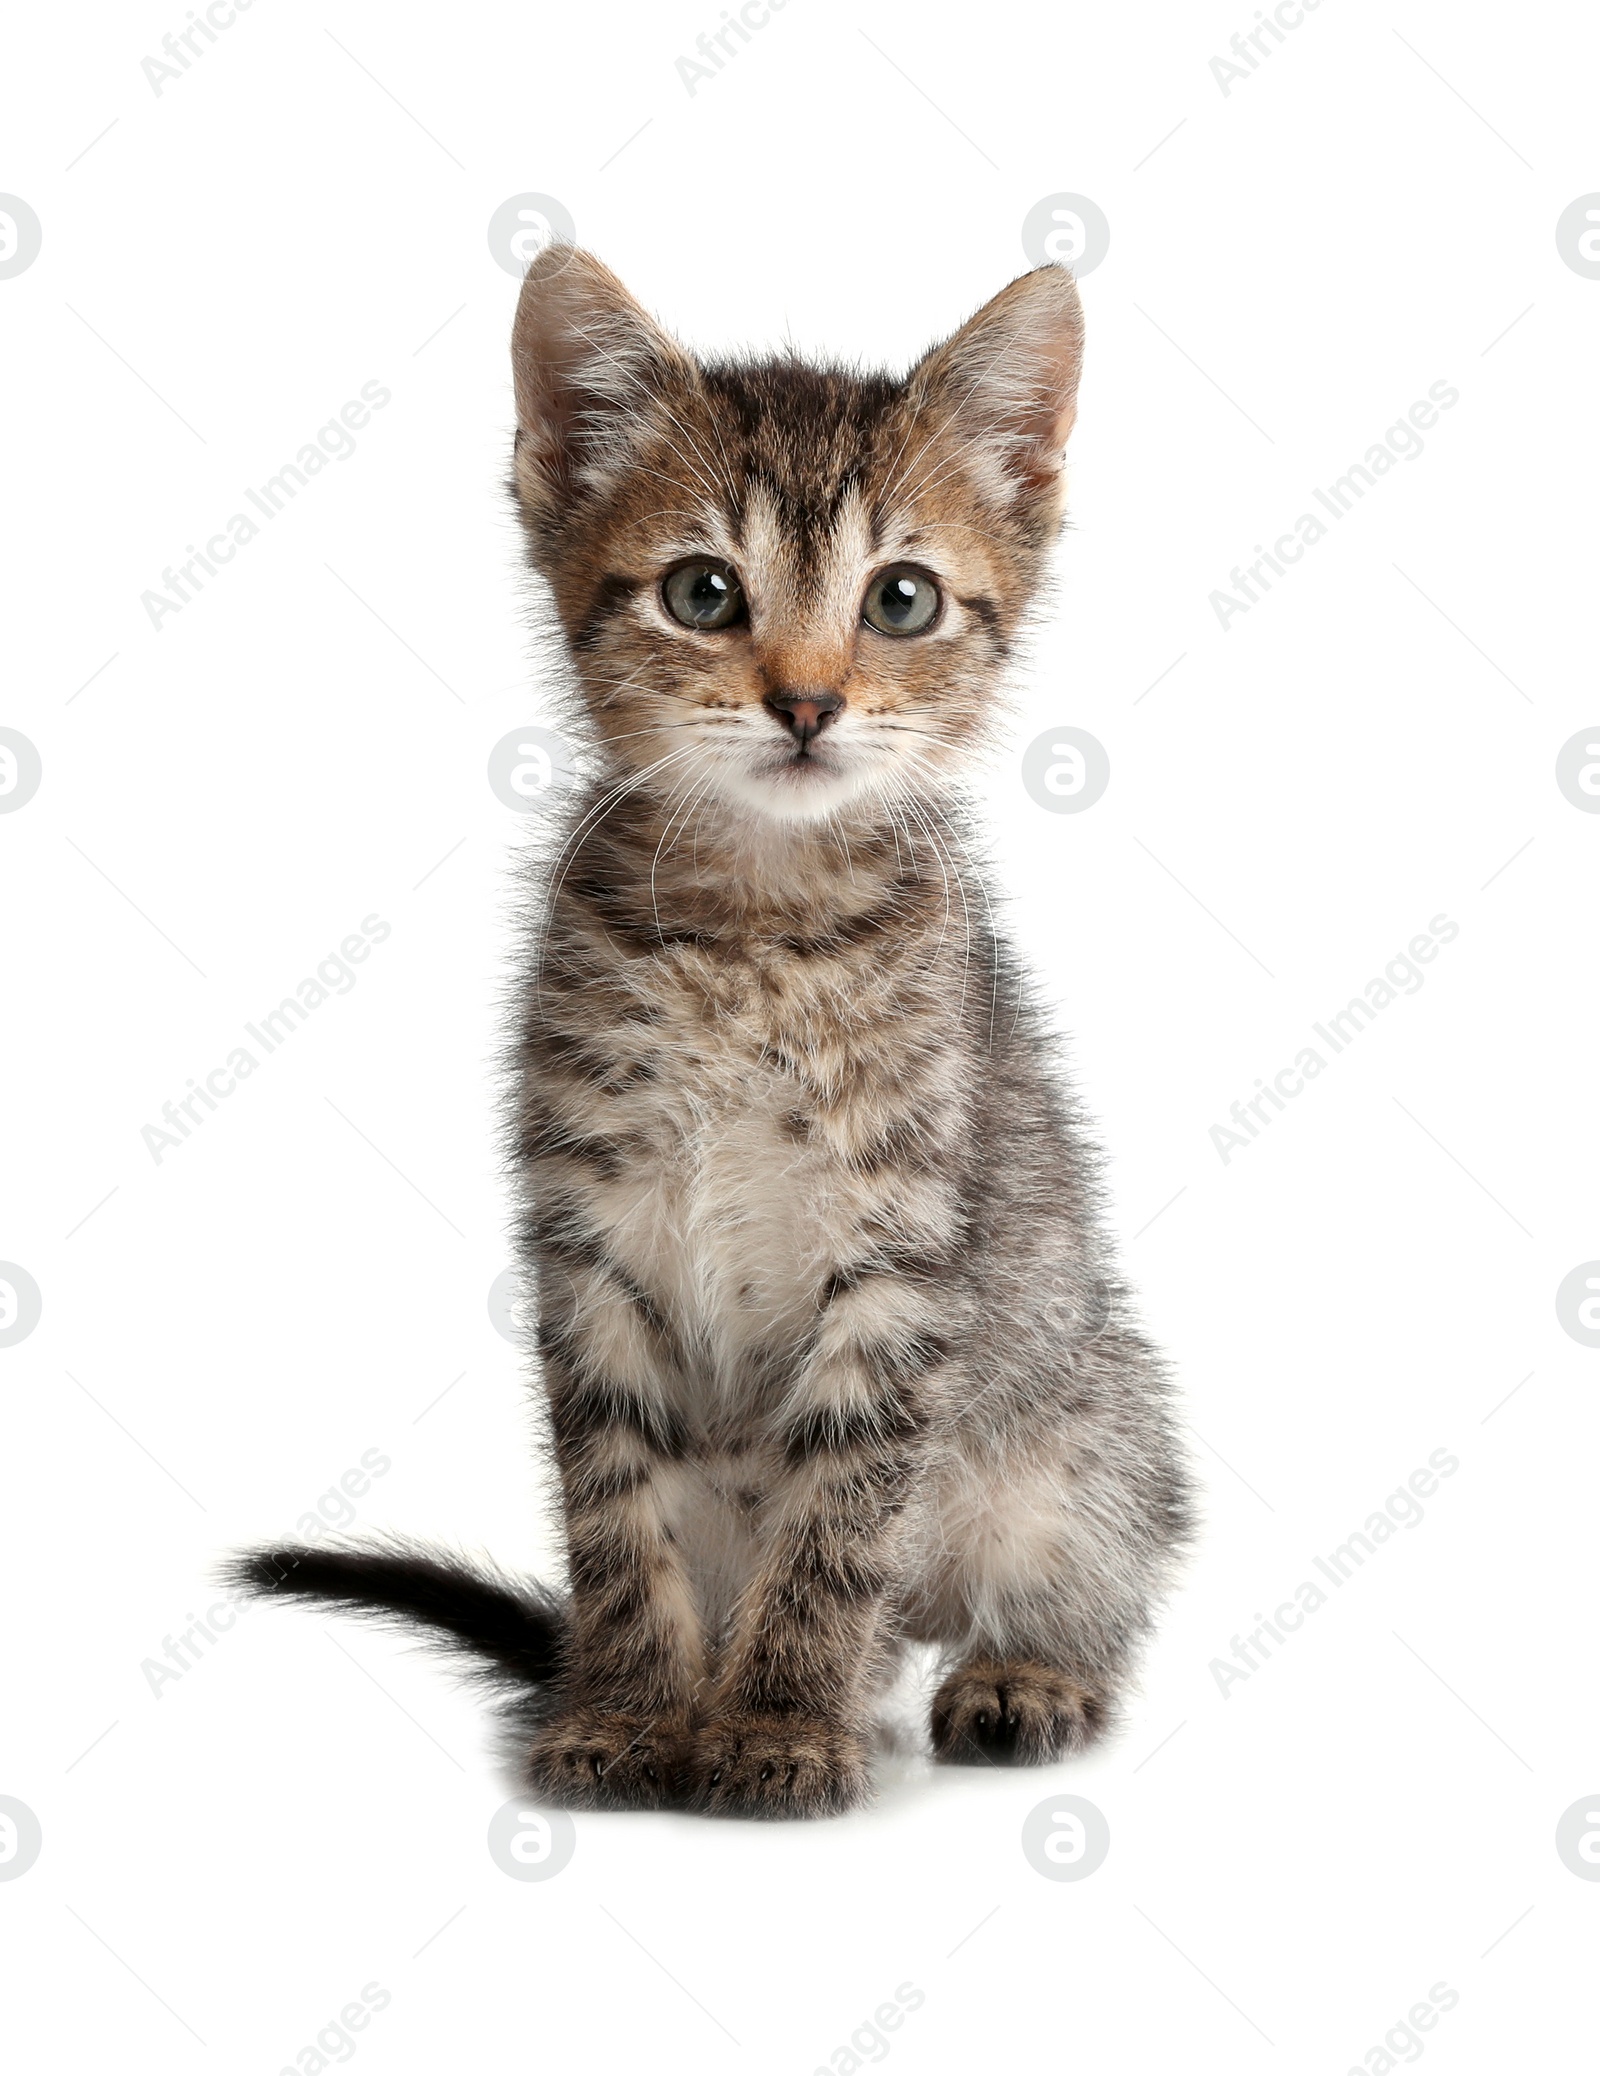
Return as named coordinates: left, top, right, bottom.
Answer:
left=908, top=1381, right=1189, bottom=1767
left=930, top=1657, right=1105, bottom=1765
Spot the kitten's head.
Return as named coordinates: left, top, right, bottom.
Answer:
left=510, top=249, right=1083, bottom=825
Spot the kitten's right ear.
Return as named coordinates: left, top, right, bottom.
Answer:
left=510, top=248, right=694, bottom=538
left=907, top=266, right=1085, bottom=519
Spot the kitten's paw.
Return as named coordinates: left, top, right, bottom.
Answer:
left=931, top=1660, right=1107, bottom=1766
left=525, top=1708, right=685, bottom=1811
left=685, top=1714, right=871, bottom=1820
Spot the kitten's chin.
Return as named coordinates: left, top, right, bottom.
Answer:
left=715, top=753, right=879, bottom=825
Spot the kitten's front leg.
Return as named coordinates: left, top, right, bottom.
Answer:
left=688, top=1272, right=949, bottom=1818
left=527, top=1274, right=706, bottom=1810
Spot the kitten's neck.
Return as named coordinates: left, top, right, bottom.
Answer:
left=562, top=780, right=971, bottom=944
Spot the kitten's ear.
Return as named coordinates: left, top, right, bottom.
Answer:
left=907, top=266, right=1084, bottom=512
left=510, top=247, right=695, bottom=535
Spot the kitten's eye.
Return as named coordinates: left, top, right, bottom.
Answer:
left=662, top=560, right=745, bottom=630
left=862, top=565, right=941, bottom=636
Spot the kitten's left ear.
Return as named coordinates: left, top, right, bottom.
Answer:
left=907, top=266, right=1084, bottom=512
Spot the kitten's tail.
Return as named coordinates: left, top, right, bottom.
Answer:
left=222, top=1539, right=564, bottom=1687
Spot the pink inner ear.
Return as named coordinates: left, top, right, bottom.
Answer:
left=912, top=268, right=1084, bottom=496
left=510, top=249, right=692, bottom=500
left=511, top=285, right=612, bottom=485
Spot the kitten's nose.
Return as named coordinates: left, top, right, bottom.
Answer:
left=765, top=689, right=844, bottom=744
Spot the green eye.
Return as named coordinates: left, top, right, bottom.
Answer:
left=662, top=559, right=745, bottom=630
left=862, top=565, right=941, bottom=636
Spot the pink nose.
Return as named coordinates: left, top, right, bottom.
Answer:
left=765, top=690, right=844, bottom=744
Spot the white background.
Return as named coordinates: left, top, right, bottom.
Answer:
left=4, top=1, right=1598, bottom=2069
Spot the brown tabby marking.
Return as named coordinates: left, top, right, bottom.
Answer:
left=225, top=249, right=1190, bottom=1824
left=503, top=248, right=1190, bottom=1817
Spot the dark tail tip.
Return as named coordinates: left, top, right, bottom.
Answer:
left=222, top=1538, right=564, bottom=1688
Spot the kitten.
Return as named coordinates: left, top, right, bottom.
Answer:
left=229, top=249, right=1191, bottom=1819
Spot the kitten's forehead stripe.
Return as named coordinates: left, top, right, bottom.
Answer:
left=513, top=258, right=1087, bottom=828
left=699, top=358, right=906, bottom=586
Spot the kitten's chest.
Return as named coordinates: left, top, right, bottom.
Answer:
left=579, top=949, right=930, bottom=1361
left=617, top=972, right=846, bottom=1333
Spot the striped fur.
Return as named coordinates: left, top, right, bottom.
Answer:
left=229, top=252, right=1189, bottom=1819
left=504, top=251, right=1190, bottom=1814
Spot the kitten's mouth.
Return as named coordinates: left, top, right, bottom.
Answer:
left=727, top=732, right=872, bottom=822
left=773, top=743, right=836, bottom=776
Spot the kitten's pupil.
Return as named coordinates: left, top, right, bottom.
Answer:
left=664, top=559, right=744, bottom=629
left=863, top=565, right=940, bottom=635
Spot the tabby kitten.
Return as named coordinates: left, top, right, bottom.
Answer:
left=230, top=248, right=1190, bottom=1818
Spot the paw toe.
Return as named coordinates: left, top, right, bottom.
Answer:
left=931, top=1662, right=1106, bottom=1766
left=526, top=1710, right=684, bottom=1810
left=689, top=1716, right=869, bottom=1819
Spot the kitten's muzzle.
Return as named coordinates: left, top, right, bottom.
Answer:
left=764, top=688, right=845, bottom=746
